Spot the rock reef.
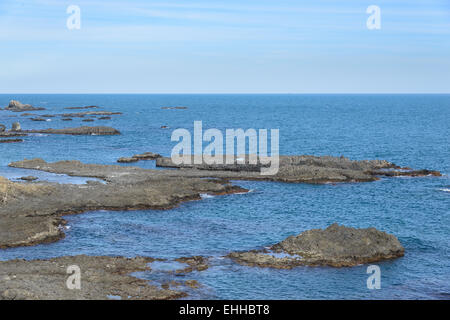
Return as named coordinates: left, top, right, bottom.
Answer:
left=228, top=223, right=405, bottom=268
left=156, top=155, right=441, bottom=184
left=1, top=160, right=247, bottom=248
left=23, top=126, right=120, bottom=135
left=4, top=100, right=45, bottom=112
left=0, top=255, right=186, bottom=300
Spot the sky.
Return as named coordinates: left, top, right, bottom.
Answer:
left=0, top=0, right=449, bottom=93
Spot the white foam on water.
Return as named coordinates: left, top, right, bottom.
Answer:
left=439, top=188, right=450, bottom=193
left=200, top=193, right=215, bottom=199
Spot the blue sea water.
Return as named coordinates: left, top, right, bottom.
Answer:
left=0, top=94, right=449, bottom=299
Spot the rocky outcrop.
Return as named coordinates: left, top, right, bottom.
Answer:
left=5, top=100, right=45, bottom=112
left=1, top=160, right=247, bottom=248
left=0, top=139, right=23, bottom=143
left=117, top=157, right=139, bottom=163
left=161, top=106, right=188, bottom=110
left=0, top=124, right=5, bottom=133
left=23, top=126, right=120, bottom=135
left=0, top=255, right=186, bottom=300
left=117, top=152, right=162, bottom=163
left=156, top=155, right=441, bottom=184
left=228, top=224, right=405, bottom=268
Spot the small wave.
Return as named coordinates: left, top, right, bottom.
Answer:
left=200, top=193, right=216, bottom=199
left=439, top=188, right=450, bottom=193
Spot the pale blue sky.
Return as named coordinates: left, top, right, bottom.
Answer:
left=1, top=0, right=449, bottom=93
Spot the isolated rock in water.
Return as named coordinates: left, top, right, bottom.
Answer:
left=0, top=139, right=23, bottom=144
left=64, top=105, right=99, bottom=110
left=5, top=100, right=45, bottom=112
left=117, top=152, right=161, bottom=163
left=228, top=223, right=405, bottom=268
left=30, top=117, right=47, bottom=122
left=20, top=176, right=38, bottom=181
left=117, top=157, right=139, bottom=163
left=0, top=124, right=5, bottom=133
left=161, top=106, right=188, bottom=110
left=11, top=122, right=21, bottom=131
left=98, top=116, right=111, bottom=120
left=23, top=126, right=120, bottom=135
left=132, top=152, right=161, bottom=160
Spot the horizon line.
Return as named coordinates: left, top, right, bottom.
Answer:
left=1, top=92, right=450, bottom=95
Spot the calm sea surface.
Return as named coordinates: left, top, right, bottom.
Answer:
left=0, top=94, right=449, bottom=299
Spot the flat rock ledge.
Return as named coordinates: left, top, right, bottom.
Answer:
left=1, top=161, right=247, bottom=248
left=23, top=126, right=120, bottom=135
left=0, top=255, right=186, bottom=300
left=118, top=152, right=162, bottom=163
left=227, top=224, right=405, bottom=268
left=156, top=155, right=441, bottom=184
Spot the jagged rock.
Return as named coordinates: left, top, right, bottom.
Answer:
left=228, top=223, right=405, bottom=268
left=5, top=100, right=45, bottom=112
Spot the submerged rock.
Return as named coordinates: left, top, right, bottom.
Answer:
left=228, top=224, right=405, bottom=268
left=19, top=176, right=38, bottom=181
left=0, top=139, right=23, bottom=144
left=0, top=124, right=5, bottom=132
left=5, top=100, right=45, bottom=112
left=161, top=106, right=188, bottom=110
left=64, top=105, right=99, bottom=110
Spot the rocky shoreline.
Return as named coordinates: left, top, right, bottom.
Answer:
left=0, top=100, right=443, bottom=300
left=0, top=255, right=192, bottom=300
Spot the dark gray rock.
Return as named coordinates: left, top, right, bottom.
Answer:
left=5, top=100, right=45, bottom=112
left=228, top=223, right=405, bottom=268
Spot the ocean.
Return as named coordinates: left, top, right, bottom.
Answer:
left=0, top=94, right=449, bottom=299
